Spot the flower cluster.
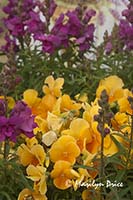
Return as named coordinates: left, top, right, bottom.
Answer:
left=15, top=75, right=133, bottom=199
left=105, top=1, right=133, bottom=53
left=119, top=1, right=133, bottom=50
left=1, top=0, right=56, bottom=53
left=0, top=99, right=36, bottom=142
left=1, top=0, right=96, bottom=54
left=36, top=6, right=96, bottom=53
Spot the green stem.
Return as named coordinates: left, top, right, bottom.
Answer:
left=4, top=140, right=9, bottom=160
left=100, top=133, right=104, bottom=180
left=100, top=130, right=105, bottom=200
left=126, top=115, right=133, bottom=169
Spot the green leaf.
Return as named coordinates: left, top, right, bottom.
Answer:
left=0, top=191, right=12, bottom=200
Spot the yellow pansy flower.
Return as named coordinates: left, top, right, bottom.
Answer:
left=25, top=137, right=38, bottom=148
left=62, top=118, right=92, bottom=151
left=18, top=188, right=47, bottom=200
left=49, top=135, right=80, bottom=164
left=43, top=75, right=64, bottom=97
left=23, top=89, right=52, bottom=119
left=96, top=75, right=124, bottom=103
left=26, top=164, right=47, bottom=195
left=17, top=143, right=46, bottom=166
left=51, top=160, right=78, bottom=190
left=23, top=89, right=48, bottom=118
left=103, top=134, right=118, bottom=156
left=118, top=89, right=133, bottom=115
left=60, top=94, right=81, bottom=112
left=41, top=94, right=57, bottom=113
left=23, top=89, right=41, bottom=107
left=83, top=103, right=100, bottom=124
left=75, top=93, right=88, bottom=103
left=34, top=116, right=48, bottom=134
left=111, top=112, right=129, bottom=132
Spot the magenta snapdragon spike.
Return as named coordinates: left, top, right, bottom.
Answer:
left=0, top=101, right=37, bottom=142
left=118, top=2, right=133, bottom=50
left=4, top=16, right=25, bottom=37
left=36, top=6, right=96, bottom=54
left=66, top=10, right=83, bottom=37
left=24, top=11, right=45, bottom=35
left=1, top=0, right=52, bottom=51
left=119, top=19, right=133, bottom=50
left=122, top=3, right=133, bottom=24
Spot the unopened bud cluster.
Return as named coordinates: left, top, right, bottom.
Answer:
left=127, top=95, right=133, bottom=110
left=94, top=89, right=114, bottom=137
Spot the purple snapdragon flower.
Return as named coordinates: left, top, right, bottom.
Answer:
left=118, top=2, right=133, bottom=50
left=66, top=10, right=83, bottom=37
left=25, top=11, right=45, bottom=35
left=36, top=34, right=61, bottom=54
left=122, top=2, right=133, bottom=24
left=41, top=7, right=95, bottom=53
left=83, top=9, right=96, bottom=24
left=76, top=24, right=95, bottom=51
left=4, top=16, right=24, bottom=37
left=119, top=19, right=133, bottom=50
left=2, top=0, right=48, bottom=43
left=0, top=101, right=37, bottom=142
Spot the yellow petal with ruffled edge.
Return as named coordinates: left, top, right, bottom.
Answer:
left=49, top=135, right=80, bottom=164
left=26, top=165, right=46, bottom=181
left=51, top=160, right=73, bottom=190
left=31, top=144, right=46, bottom=165
left=23, top=89, right=41, bottom=106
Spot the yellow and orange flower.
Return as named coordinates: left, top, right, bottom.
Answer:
left=17, top=140, right=46, bottom=166
left=60, top=94, right=81, bottom=112
left=118, top=89, right=133, bottom=115
left=42, top=75, right=64, bottom=97
left=96, top=75, right=124, bottom=103
left=49, top=135, right=80, bottom=164
left=111, top=112, right=130, bottom=133
left=51, top=160, right=79, bottom=190
left=34, top=116, right=48, bottom=134
left=26, top=164, right=47, bottom=195
left=62, top=118, right=92, bottom=151
left=23, top=89, right=41, bottom=113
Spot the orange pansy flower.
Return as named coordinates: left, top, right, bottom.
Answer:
left=49, top=135, right=80, bottom=164
left=96, top=75, right=124, bottom=103
left=17, top=142, right=46, bottom=166
left=51, top=160, right=78, bottom=190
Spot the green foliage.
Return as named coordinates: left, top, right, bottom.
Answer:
left=0, top=152, right=32, bottom=200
